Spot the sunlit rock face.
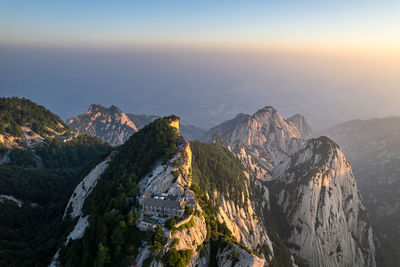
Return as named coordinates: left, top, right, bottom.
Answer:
left=204, top=106, right=309, bottom=180
left=67, top=104, right=138, bottom=145
left=270, top=137, right=376, bottom=267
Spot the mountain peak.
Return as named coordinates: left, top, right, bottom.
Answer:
left=308, top=136, right=340, bottom=155
left=253, top=106, right=277, bottom=116
left=68, top=104, right=138, bottom=145
left=287, top=114, right=312, bottom=139
left=88, top=104, right=103, bottom=111
left=204, top=106, right=308, bottom=180
left=88, top=104, right=123, bottom=114
left=109, top=105, right=120, bottom=112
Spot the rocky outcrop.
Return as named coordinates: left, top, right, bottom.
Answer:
left=287, top=114, right=312, bottom=140
left=172, top=212, right=207, bottom=252
left=138, top=140, right=192, bottom=196
left=217, top=244, right=265, bottom=267
left=270, top=137, right=376, bottom=267
left=0, top=123, right=66, bottom=149
left=67, top=104, right=138, bottom=146
left=204, top=106, right=308, bottom=180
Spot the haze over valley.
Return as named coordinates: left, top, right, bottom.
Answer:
left=1, top=45, right=400, bottom=131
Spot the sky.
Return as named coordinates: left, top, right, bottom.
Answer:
left=0, top=1, right=399, bottom=130
left=1, top=1, right=399, bottom=51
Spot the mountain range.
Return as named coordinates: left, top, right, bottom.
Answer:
left=67, top=104, right=206, bottom=146
left=0, top=97, right=395, bottom=266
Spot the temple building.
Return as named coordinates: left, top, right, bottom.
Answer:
left=139, top=194, right=184, bottom=217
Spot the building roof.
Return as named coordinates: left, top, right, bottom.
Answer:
left=140, top=198, right=183, bottom=209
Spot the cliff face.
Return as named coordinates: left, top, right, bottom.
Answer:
left=204, top=107, right=308, bottom=180
left=270, top=137, right=376, bottom=267
left=213, top=185, right=273, bottom=260
left=319, top=117, right=400, bottom=265
left=287, top=114, right=312, bottom=140
left=67, top=104, right=138, bottom=146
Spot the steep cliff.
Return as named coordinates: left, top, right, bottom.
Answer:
left=191, top=141, right=274, bottom=264
left=319, top=117, right=400, bottom=265
left=269, top=137, right=376, bottom=267
left=135, top=124, right=209, bottom=266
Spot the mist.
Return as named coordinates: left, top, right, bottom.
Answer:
left=1, top=45, right=399, bottom=130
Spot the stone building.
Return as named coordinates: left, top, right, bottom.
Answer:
left=139, top=195, right=184, bottom=217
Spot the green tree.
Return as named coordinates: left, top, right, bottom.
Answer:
left=184, top=206, right=194, bottom=215
left=94, top=243, right=111, bottom=267
left=165, top=217, right=177, bottom=230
